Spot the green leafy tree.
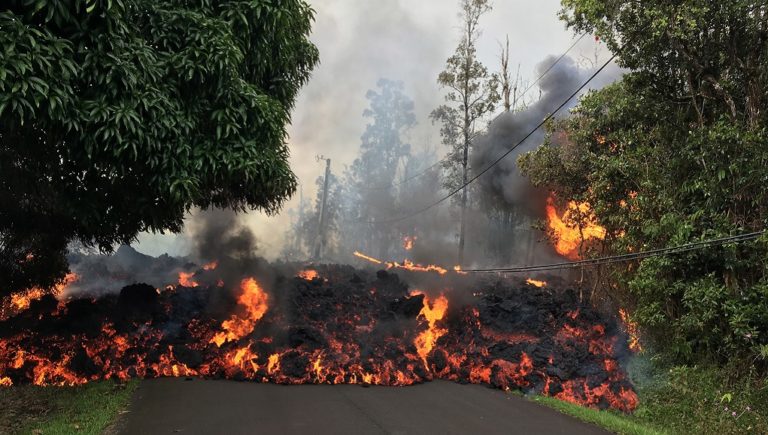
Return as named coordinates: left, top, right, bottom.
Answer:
left=431, top=0, right=499, bottom=265
left=0, top=0, right=318, bottom=296
left=520, top=1, right=768, bottom=369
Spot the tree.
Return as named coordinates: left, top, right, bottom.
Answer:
left=431, top=0, right=499, bottom=265
left=0, top=0, right=319, bottom=296
left=521, top=1, right=768, bottom=369
left=345, top=79, right=415, bottom=258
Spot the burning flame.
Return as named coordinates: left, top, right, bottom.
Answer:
left=7, top=273, right=78, bottom=314
left=178, top=271, right=199, bottom=288
left=403, top=236, right=416, bottom=251
left=545, top=196, right=606, bottom=259
left=413, top=292, right=449, bottom=370
left=297, top=269, right=320, bottom=281
left=203, top=261, right=218, bottom=271
left=526, top=278, right=547, bottom=288
left=210, top=278, right=269, bottom=347
left=618, top=309, right=642, bottom=352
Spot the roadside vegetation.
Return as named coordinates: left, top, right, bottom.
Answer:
left=517, top=1, right=768, bottom=433
left=0, top=381, right=136, bottom=435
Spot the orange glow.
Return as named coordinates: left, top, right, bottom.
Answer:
left=203, top=261, right=219, bottom=271
left=178, top=271, right=199, bottom=287
left=618, top=308, right=642, bottom=352
left=403, top=236, right=416, bottom=251
left=267, top=353, right=280, bottom=374
left=353, top=251, right=383, bottom=264
left=453, top=265, right=468, bottom=275
left=210, top=277, right=269, bottom=347
left=545, top=196, right=606, bottom=259
left=297, top=269, right=320, bottom=281
left=412, top=292, right=449, bottom=370
left=526, top=278, right=547, bottom=288
left=389, top=259, right=448, bottom=275
left=9, top=273, right=78, bottom=313
left=0, top=376, right=12, bottom=387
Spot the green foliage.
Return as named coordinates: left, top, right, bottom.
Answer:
left=633, top=365, right=768, bottom=434
left=0, top=0, right=319, bottom=295
left=0, top=380, right=138, bottom=434
left=520, top=1, right=768, bottom=369
left=431, top=0, right=499, bottom=194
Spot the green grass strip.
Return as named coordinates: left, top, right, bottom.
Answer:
left=530, top=395, right=667, bottom=435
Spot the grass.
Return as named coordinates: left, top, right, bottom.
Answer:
left=0, top=381, right=137, bottom=435
left=530, top=395, right=666, bottom=435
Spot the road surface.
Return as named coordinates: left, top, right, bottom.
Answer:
left=119, top=379, right=610, bottom=435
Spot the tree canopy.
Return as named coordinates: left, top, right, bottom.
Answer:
left=0, top=0, right=319, bottom=295
left=521, top=1, right=768, bottom=368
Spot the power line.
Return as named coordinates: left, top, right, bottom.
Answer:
left=357, top=49, right=617, bottom=225
left=359, top=32, right=588, bottom=193
left=461, top=231, right=766, bottom=274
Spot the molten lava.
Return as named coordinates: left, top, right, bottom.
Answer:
left=297, top=269, right=320, bottom=281
left=545, top=196, right=606, bottom=259
left=178, top=271, right=199, bottom=287
left=0, top=263, right=638, bottom=412
left=210, top=277, right=269, bottom=347
left=412, top=292, right=449, bottom=369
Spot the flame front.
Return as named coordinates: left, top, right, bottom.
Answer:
left=618, top=309, right=642, bottom=352
left=526, top=278, right=547, bottom=288
left=413, top=293, right=449, bottom=370
left=210, top=278, right=269, bottom=347
left=545, top=196, right=606, bottom=259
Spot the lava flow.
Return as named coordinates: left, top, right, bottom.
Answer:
left=0, top=261, right=639, bottom=412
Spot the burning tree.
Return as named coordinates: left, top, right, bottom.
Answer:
left=0, top=1, right=319, bottom=297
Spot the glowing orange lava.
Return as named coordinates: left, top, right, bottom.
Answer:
left=545, top=196, right=606, bottom=259
left=297, top=270, right=320, bottom=281
left=210, top=277, right=269, bottom=347
left=178, top=271, right=199, bottom=287
left=412, top=292, right=449, bottom=370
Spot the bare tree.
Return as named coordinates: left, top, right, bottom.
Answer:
left=431, top=0, right=499, bottom=265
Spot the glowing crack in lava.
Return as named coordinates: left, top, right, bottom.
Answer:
left=210, top=278, right=269, bottom=347
left=545, top=196, right=606, bottom=259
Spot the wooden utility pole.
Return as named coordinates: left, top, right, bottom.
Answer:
left=313, top=157, right=331, bottom=261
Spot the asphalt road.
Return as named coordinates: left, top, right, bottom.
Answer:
left=120, top=379, right=610, bottom=435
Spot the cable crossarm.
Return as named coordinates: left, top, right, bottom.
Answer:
left=357, top=33, right=588, bottom=193
left=461, top=230, right=766, bottom=274
left=357, top=50, right=617, bottom=225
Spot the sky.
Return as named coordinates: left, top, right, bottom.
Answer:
left=134, top=0, right=607, bottom=258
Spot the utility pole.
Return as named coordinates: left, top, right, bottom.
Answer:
left=313, top=157, right=331, bottom=261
